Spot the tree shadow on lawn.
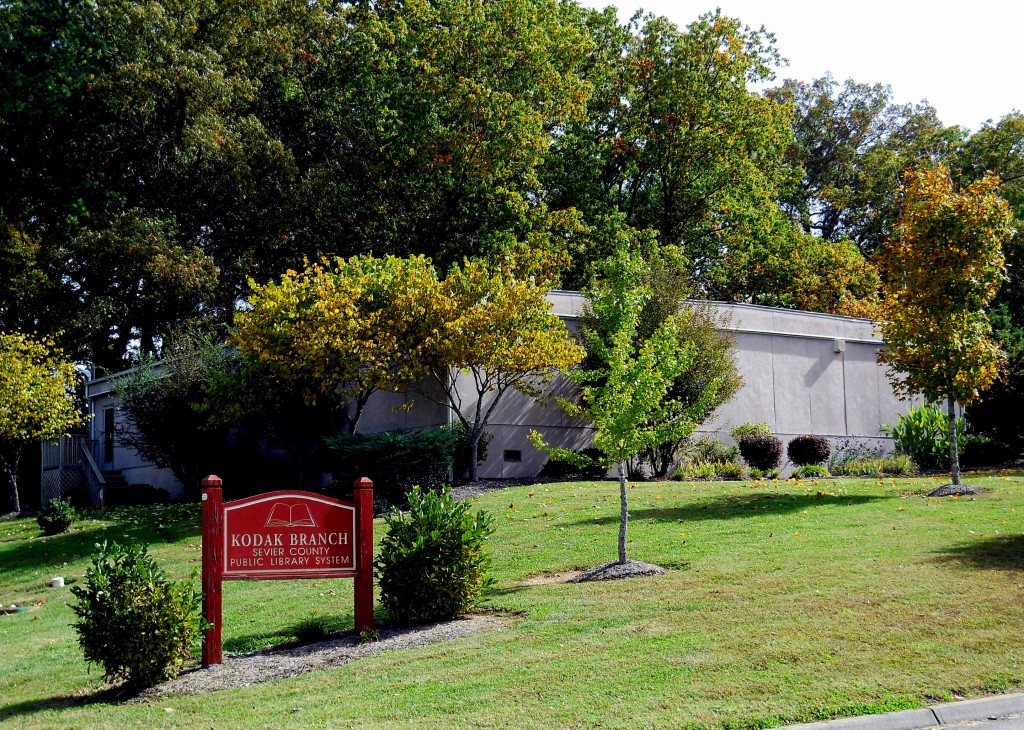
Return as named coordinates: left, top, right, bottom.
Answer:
left=0, top=683, right=144, bottom=723
left=566, top=492, right=890, bottom=527
left=0, top=505, right=200, bottom=581
left=932, top=534, right=1024, bottom=571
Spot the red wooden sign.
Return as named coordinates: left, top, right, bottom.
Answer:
left=223, top=491, right=357, bottom=578
left=200, top=476, right=374, bottom=667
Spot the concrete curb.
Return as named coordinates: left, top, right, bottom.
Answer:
left=786, top=693, right=1024, bottom=730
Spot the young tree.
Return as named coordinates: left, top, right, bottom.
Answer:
left=0, top=332, right=86, bottom=513
left=878, top=167, right=1016, bottom=493
left=419, top=260, right=585, bottom=481
left=532, top=248, right=718, bottom=566
left=578, top=244, right=742, bottom=477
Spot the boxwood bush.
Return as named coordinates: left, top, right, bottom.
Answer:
left=375, top=487, right=494, bottom=625
left=738, top=435, right=783, bottom=470
left=70, top=542, right=205, bottom=687
left=787, top=435, right=831, bottom=466
left=36, top=497, right=78, bottom=536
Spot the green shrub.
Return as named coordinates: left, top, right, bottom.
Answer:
left=716, top=462, right=748, bottom=481
left=688, top=437, right=741, bottom=465
left=786, top=435, right=831, bottom=466
left=881, top=402, right=965, bottom=470
left=792, top=464, right=831, bottom=479
left=881, top=454, right=917, bottom=476
left=36, top=497, right=78, bottom=536
left=539, top=447, right=609, bottom=480
left=326, top=426, right=478, bottom=507
left=731, top=422, right=773, bottom=441
left=70, top=542, right=205, bottom=687
left=673, top=460, right=749, bottom=481
left=375, top=487, right=494, bottom=625
left=831, top=454, right=918, bottom=477
left=738, top=435, right=783, bottom=470
left=961, top=435, right=1017, bottom=468
left=673, top=461, right=712, bottom=480
left=749, top=468, right=780, bottom=480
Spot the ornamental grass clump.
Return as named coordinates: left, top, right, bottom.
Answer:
left=375, top=487, right=494, bottom=625
left=70, top=542, right=205, bottom=688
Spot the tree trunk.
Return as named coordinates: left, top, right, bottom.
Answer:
left=617, top=460, right=629, bottom=564
left=468, top=431, right=480, bottom=482
left=948, top=396, right=961, bottom=486
left=2, top=446, right=22, bottom=514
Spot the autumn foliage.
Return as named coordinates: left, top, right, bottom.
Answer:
left=878, top=167, right=1015, bottom=404
left=0, top=332, right=86, bottom=512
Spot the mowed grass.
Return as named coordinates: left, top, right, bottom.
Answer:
left=1, top=474, right=1023, bottom=729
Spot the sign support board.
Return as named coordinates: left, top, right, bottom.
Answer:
left=201, top=475, right=374, bottom=667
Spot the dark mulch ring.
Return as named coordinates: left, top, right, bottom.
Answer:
left=927, top=483, right=991, bottom=497
left=569, top=560, right=669, bottom=582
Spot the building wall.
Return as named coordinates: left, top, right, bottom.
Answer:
left=464, top=293, right=919, bottom=478
left=82, top=294, right=917, bottom=491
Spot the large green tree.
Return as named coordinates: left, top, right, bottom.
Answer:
left=768, top=74, right=954, bottom=254
left=542, top=9, right=794, bottom=294
left=878, top=167, right=1015, bottom=493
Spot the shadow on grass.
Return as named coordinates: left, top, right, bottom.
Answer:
left=567, top=492, right=889, bottom=527
left=222, top=613, right=354, bottom=655
left=932, top=534, right=1024, bottom=571
left=0, top=683, right=145, bottom=722
left=0, top=504, right=201, bottom=581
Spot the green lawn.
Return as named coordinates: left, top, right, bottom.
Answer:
left=2, top=474, right=1023, bottom=729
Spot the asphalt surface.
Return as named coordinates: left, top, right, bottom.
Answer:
left=786, top=694, right=1024, bottom=730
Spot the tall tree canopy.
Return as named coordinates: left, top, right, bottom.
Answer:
left=768, top=74, right=953, bottom=253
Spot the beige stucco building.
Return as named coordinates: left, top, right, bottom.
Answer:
left=60, top=293, right=916, bottom=500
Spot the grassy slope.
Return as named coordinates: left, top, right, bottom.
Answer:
left=1, top=475, right=1022, bottom=729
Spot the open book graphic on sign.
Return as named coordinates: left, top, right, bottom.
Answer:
left=265, top=503, right=316, bottom=528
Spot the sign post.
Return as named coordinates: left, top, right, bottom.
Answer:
left=201, top=476, right=374, bottom=667
left=201, top=475, right=223, bottom=667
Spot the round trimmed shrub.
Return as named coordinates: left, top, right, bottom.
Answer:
left=375, top=487, right=494, bottom=625
left=37, top=497, right=78, bottom=536
left=70, top=542, right=205, bottom=687
left=787, top=435, right=831, bottom=466
left=738, top=435, right=783, bottom=470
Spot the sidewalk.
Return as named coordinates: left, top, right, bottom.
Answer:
left=787, top=694, right=1024, bottom=730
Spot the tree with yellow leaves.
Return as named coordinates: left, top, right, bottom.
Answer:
left=1, top=332, right=87, bottom=513
left=419, top=261, right=585, bottom=481
left=232, top=256, right=437, bottom=434
left=233, top=256, right=584, bottom=482
left=878, top=167, right=1016, bottom=494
